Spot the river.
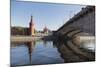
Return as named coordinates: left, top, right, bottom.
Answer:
left=11, top=39, right=95, bottom=66
left=11, top=40, right=64, bottom=66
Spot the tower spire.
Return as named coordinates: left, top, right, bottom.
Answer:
left=30, top=15, right=33, bottom=24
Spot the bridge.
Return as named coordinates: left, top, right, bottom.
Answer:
left=55, top=6, right=95, bottom=39
left=52, top=6, right=95, bottom=61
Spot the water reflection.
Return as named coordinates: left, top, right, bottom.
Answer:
left=53, top=38, right=95, bottom=63
left=11, top=38, right=95, bottom=66
left=11, top=40, right=64, bottom=66
left=80, top=40, right=95, bottom=52
left=25, top=41, right=36, bottom=64
left=43, top=40, right=56, bottom=48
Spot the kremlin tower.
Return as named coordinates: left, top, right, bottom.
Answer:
left=29, top=16, right=35, bottom=36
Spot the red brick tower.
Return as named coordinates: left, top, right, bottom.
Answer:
left=29, top=16, right=35, bottom=36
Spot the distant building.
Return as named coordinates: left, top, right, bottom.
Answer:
left=43, top=26, right=50, bottom=33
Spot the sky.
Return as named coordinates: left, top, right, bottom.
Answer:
left=11, top=0, right=86, bottom=31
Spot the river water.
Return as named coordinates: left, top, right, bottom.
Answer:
left=11, top=39, right=95, bottom=66
left=11, top=40, right=64, bottom=66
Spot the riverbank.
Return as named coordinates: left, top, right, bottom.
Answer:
left=11, top=36, right=95, bottom=42
left=11, top=36, right=42, bottom=42
left=11, top=35, right=54, bottom=42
